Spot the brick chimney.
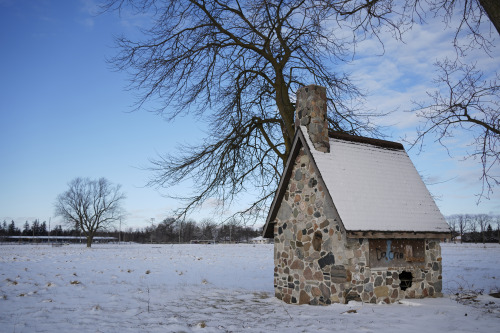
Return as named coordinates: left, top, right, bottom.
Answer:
left=295, top=85, right=330, bottom=153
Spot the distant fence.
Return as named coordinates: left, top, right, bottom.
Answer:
left=190, top=239, right=216, bottom=244
left=0, top=236, right=117, bottom=244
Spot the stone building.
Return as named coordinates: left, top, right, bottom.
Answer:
left=262, top=85, right=450, bottom=305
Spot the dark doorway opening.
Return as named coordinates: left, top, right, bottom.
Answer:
left=399, top=271, right=413, bottom=291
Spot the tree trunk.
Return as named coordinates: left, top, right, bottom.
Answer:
left=274, top=73, right=296, bottom=164
left=86, top=235, right=94, bottom=248
left=479, top=0, right=500, bottom=36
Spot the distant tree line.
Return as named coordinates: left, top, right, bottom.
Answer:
left=109, top=218, right=261, bottom=244
left=446, top=214, right=500, bottom=243
left=0, top=220, right=72, bottom=237
left=4, top=214, right=499, bottom=244
left=0, top=218, right=261, bottom=244
left=5, top=214, right=500, bottom=244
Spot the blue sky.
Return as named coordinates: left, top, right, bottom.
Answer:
left=1, top=0, right=498, bottom=230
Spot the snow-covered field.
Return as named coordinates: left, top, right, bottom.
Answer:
left=1, top=242, right=499, bottom=333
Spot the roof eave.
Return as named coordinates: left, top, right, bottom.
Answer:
left=346, top=230, right=451, bottom=239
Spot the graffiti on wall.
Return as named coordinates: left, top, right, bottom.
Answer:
left=369, top=239, right=425, bottom=268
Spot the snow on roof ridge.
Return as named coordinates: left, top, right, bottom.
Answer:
left=328, top=131, right=405, bottom=150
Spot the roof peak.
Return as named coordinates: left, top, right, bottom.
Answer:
left=328, top=131, right=405, bottom=151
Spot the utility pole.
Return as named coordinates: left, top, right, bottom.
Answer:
left=119, top=218, right=122, bottom=244
left=150, top=218, right=155, bottom=244
left=178, top=219, right=183, bottom=244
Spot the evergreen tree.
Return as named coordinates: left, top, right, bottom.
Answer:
left=39, top=221, right=48, bottom=236
left=0, top=220, right=6, bottom=236
left=487, top=224, right=493, bottom=241
left=8, top=221, right=20, bottom=236
left=31, top=219, right=40, bottom=236
left=22, top=221, right=31, bottom=236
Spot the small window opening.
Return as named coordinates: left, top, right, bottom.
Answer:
left=399, top=271, right=413, bottom=291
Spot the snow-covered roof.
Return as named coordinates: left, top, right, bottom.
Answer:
left=301, top=126, right=449, bottom=233
left=263, top=127, right=450, bottom=238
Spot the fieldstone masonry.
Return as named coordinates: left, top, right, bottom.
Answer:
left=295, top=85, right=330, bottom=153
left=273, top=148, right=444, bottom=304
left=272, top=83, right=444, bottom=305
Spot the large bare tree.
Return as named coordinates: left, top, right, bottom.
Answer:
left=104, top=0, right=382, bottom=221
left=105, top=0, right=497, bottom=220
left=55, top=177, right=126, bottom=247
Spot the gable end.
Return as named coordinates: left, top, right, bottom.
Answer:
left=262, top=128, right=347, bottom=238
left=262, top=130, right=304, bottom=238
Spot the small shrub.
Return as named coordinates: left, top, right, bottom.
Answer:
left=6, top=278, right=18, bottom=285
left=253, top=292, right=269, bottom=299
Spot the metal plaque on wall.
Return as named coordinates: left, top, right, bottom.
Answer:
left=369, top=239, right=426, bottom=268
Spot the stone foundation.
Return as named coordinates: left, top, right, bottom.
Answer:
left=273, top=148, right=443, bottom=304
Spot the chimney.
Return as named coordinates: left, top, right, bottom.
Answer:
left=295, top=84, right=330, bottom=153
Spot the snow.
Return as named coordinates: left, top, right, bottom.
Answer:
left=1, top=242, right=499, bottom=332
left=301, top=126, right=449, bottom=233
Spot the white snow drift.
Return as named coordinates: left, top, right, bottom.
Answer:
left=0, top=242, right=499, bottom=332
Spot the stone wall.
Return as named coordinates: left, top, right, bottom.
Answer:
left=273, top=147, right=444, bottom=304
left=343, top=238, right=443, bottom=304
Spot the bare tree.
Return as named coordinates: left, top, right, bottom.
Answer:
left=446, top=215, right=458, bottom=241
left=457, top=214, right=469, bottom=243
left=199, top=218, right=217, bottom=240
left=103, top=0, right=382, bottom=222
left=104, top=0, right=497, bottom=218
left=467, top=214, right=478, bottom=242
left=332, top=0, right=499, bottom=50
left=477, top=213, right=491, bottom=243
left=54, top=177, right=126, bottom=247
left=155, top=217, right=176, bottom=242
left=412, top=60, right=499, bottom=199
left=332, top=0, right=499, bottom=200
